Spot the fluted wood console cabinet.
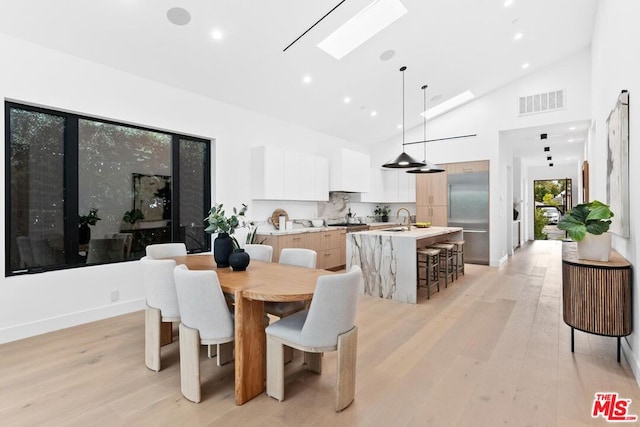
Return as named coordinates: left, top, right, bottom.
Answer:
left=562, top=242, right=632, bottom=362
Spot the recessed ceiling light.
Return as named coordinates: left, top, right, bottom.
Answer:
left=343, top=96, right=351, bottom=104
left=522, top=63, right=530, bottom=69
left=504, top=0, right=514, bottom=7
left=549, top=163, right=554, bottom=167
left=317, top=0, right=408, bottom=60
left=397, top=124, right=402, bottom=129
left=569, top=126, right=576, bottom=130
left=547, top=156, right=552, bottom=161
left=302, top=75, right=312, bottom=84
left=380, top=49, right=396, bottom=61
left=211, top=29, right=224, bottom=40
left=544, top=146, right=550, bottom=152
left=514, top=32, right=523, bottom=41
left=167, top=7, right=191, bottom=26
left=370, top=111, right=378, bottom=117
left=568, top=139, right=574, bottom=142
left=422, top=90, right=474, bottom=120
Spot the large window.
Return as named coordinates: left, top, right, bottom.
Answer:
left=5, top=102, right=211, bottom=275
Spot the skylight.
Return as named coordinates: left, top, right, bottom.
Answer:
left=317, top=0, right=407, bottom=60
left=421, top=90, right=475, bottom=120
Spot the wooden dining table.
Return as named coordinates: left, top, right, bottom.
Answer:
left=168, top=254, right=335, bottom=405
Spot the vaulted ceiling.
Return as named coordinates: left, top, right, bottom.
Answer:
left=0, top=0, right=598, bottom=151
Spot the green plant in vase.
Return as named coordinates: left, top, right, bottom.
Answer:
left=205, top=203, right=249, bottom=269
left=557, top=200, right=614, bottom=261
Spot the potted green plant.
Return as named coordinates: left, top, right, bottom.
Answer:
left=557, top=200, right=614, bottom=261
left=205, top=203, right=249, bottom=269
left=374, top=205, right=391, bottom=222
left=123, top=208, right=145, bottom=227
left=78, top=208, right=101, bottom=244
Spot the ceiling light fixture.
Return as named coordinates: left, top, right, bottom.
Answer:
left=514, top=32, right=523, bottom=41
left=504, top=0, right=514, bottom=7
left=422, top=90, right=474, bottom=120
left=522, top=63, right=530, bottom=69
left=549, top=163, right=554, bottom=167
left=569, top=126, right=576, bottom=130
left=547, top=156, right=552, bottom=161
left=370, top=111, right=378, bottom=117
left=544, top=146, right=550, bottom=152
left=343, top=96, right=351, bottom=104
left=318, top=0, right=408, bottom=60
left=211, top=29, right=224, bottom=40
left=302, top=75, right=312, bottom=84
left=383, top=66, right=426, bottom=169
left=407, top=85, right=445, bottom=174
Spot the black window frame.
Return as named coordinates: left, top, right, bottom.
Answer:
left=5, top=101, right=211, bottom=276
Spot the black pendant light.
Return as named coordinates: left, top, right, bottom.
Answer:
left=407, top=85, right=445, bottom=174
left=382, top=66, right=426, bottom=169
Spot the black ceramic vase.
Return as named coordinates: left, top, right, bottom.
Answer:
left=382, top=215, right=389, bottom=223
left=229, top=248, right=251, bottom=271
left=79, top=224, right=91, bottom=245
left=213, top=232, right=234, bottom=268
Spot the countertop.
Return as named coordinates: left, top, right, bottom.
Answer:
left=351, top=226, right=463, bottom=239
left=255, top=223, right=404, bottom=236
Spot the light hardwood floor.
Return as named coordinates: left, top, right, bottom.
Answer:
left=1, top=240, right=639, bottom=426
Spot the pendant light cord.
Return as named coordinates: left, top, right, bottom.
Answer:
left=401, top=66, right=406, bottom=152
left=422, top=84, right=427, bottom=160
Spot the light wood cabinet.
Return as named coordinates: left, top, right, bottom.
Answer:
left=445, top=160, right=489, bottom=174
left=255, top=229, right=346, bottom=270
left=415, top=172, right=448, bottom=226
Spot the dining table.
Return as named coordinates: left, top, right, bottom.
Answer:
left=168, top=254, right=335, bottom=405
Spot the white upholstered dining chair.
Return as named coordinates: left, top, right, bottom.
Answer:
left=243, top=244, right=273, bottom=262
left=141, top=256, right=180, bottom=372
left=145, top=242, right=187, bottom=259
left=173, top=265, right=235, bottom=403
left=264, top=248, right=317, bottom=318
left=266, top=265, right=362, bottom=412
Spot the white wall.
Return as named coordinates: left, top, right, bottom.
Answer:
left=0, top=34, right=364, bottom=343
left=372, top=48, right=593, bottom=266
left=590, top=0, right=640, bottom=383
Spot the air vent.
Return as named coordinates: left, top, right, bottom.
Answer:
left=518, top=90, right=565, bottom=116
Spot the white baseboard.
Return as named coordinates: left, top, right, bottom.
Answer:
left=622, top=337, right=640, bottom=389
left=0, top=298, right=146, bottom=344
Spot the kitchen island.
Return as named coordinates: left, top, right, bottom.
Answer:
left=346, top=226, right=463, bottom=304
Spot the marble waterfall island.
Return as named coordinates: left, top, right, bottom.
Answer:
left=346, top=226, right=463, bottom=304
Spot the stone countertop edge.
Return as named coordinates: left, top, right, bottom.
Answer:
left=351, top=226, right=463, bottom=238
left=255, top=223, right=406, bottom=236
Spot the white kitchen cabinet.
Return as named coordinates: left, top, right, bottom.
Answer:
left=251, top=146, right=284, bottom=200
left=329, top=148, right=370, bottom=193
left=314, top=156, right=329, bottom=201
left=252, top=146, right=329, bottom=201
left=360, top=169, right=415, bottom=203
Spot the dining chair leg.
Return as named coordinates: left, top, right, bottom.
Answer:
left=145, top=305, right=161, bottom=372
left=266, top=336, right=285, bottom=402
left=336, top=326, right=358, bottom=412
left=284, top=346, right=294, bottom=364
left=217, top=342, right=234, bottom=367
left=304, top=351, right=323, bottom=374
left=179, top=323, right=201, bottom=403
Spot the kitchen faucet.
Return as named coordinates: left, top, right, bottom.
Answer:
left=396, top=207, right=412, bottom=231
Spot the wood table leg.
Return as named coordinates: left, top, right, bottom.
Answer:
left=234, top=290, right=266, bottom=405
left=160, top=321, right=173, bottom=346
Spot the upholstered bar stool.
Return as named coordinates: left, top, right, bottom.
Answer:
left=429, top=243, right=456, bottom=288
left=444, top=239, right=465, bottom=279
left=416, top=248, right=441, bottom=299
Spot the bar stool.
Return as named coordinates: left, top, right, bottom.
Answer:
left=444, top=240, right=465, bottom=279
left=416, top=248, right=441, bottom=299
left=429, top=243, right=456, bottom=288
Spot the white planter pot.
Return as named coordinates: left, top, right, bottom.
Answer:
left=577, top=232, right=612, bottom=262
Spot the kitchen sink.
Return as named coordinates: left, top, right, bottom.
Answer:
left=385, top=228, right=407, bottom=232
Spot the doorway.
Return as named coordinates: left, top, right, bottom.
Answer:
left=533, top=178, right=571, bottom=240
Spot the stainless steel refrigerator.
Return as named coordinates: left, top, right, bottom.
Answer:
left=447, top=171, right=490, bottom=264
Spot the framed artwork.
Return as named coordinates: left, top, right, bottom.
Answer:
left=606, top=90, right=629, bottom=238
left=133, top=173, right=171, bottom=221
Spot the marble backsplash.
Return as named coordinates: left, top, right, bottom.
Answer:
left=317, top=191, right=351, bottom=222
